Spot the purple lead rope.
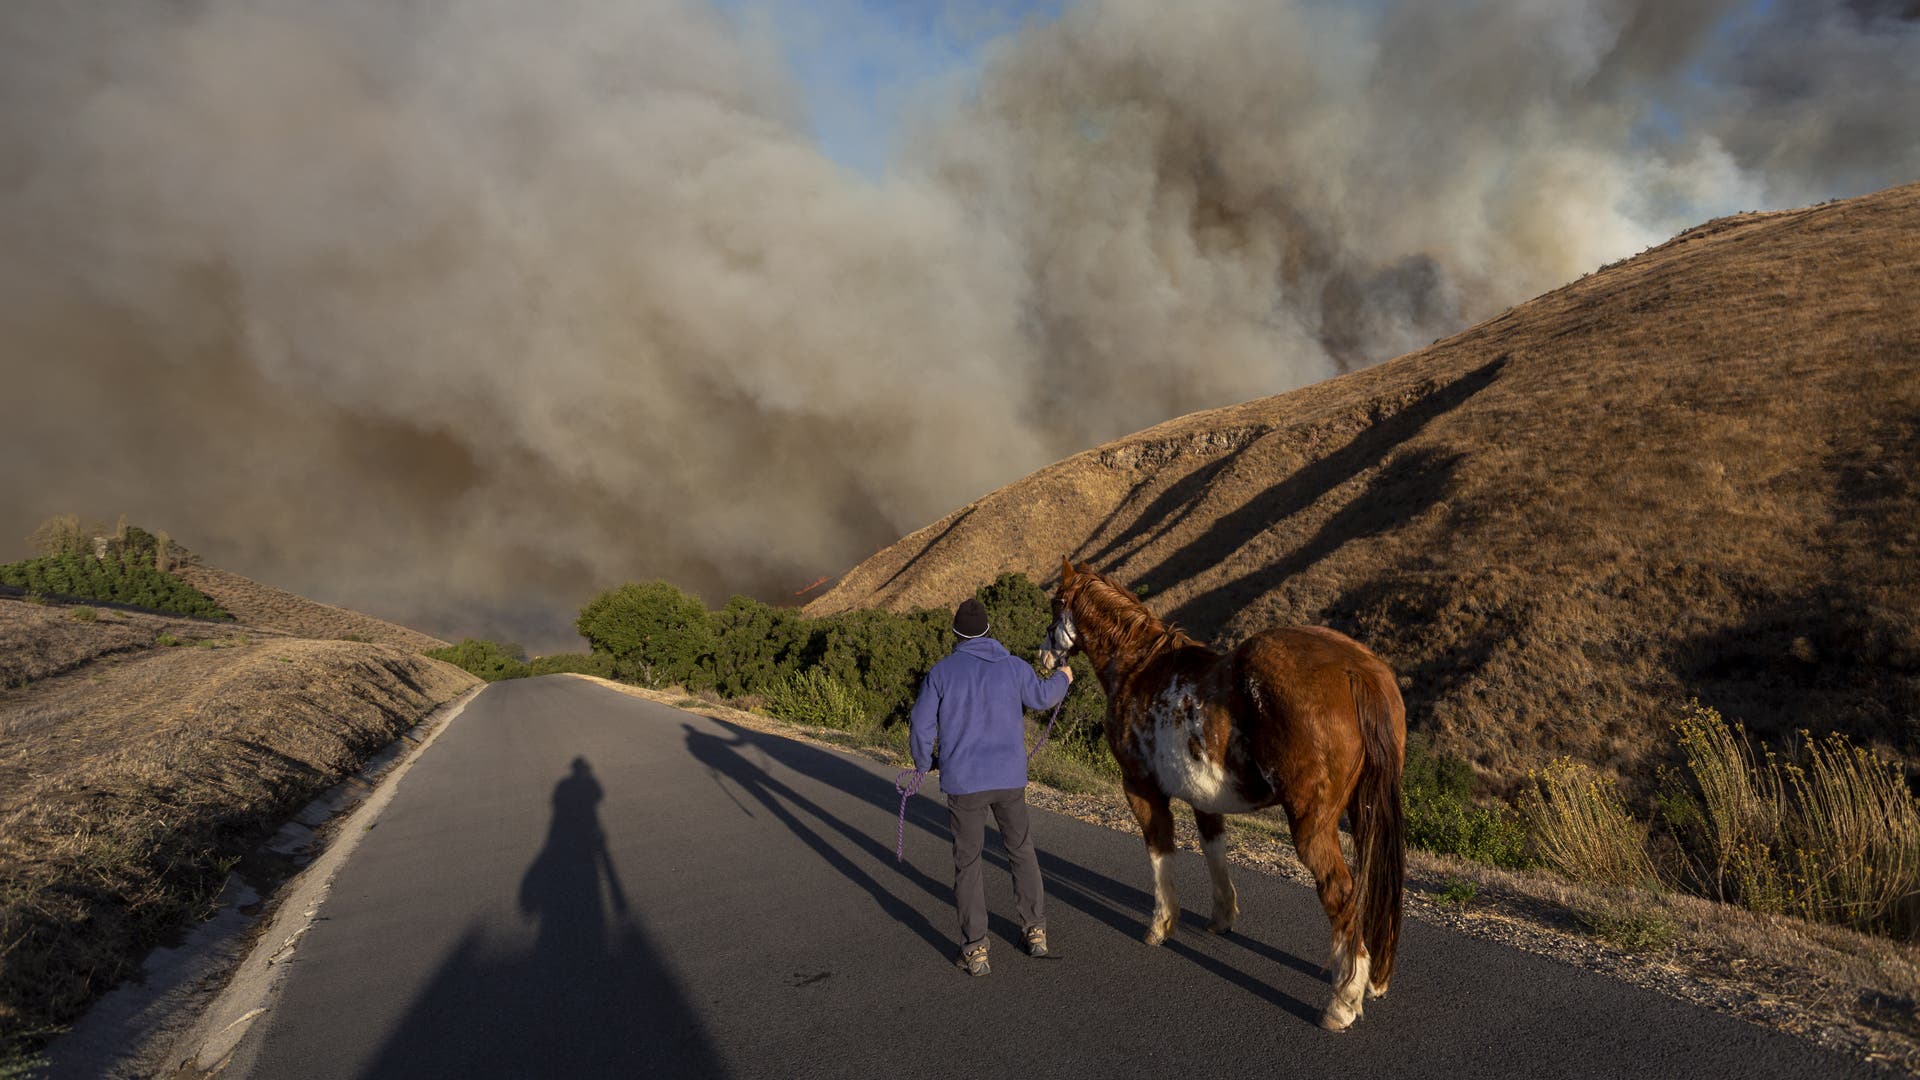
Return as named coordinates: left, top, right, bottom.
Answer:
left=892, top=767, right=926, bottom=862
left=1025, top=699, right=1063, bottom=761
left=894, top=699, right=1064, bottom=863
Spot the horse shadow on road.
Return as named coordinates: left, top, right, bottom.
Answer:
left=357, top=757, right=722, bottom=1080
left=684, top=718, right=1322, bottom=1025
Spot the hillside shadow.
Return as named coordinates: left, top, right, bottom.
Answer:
left=1680, top=589, right=1918, bottom=751
left=1320, top=569, right=1525, bottom=737
left=686, top=719, right=1321, bottom=1023
left=1681, top=418, right=1920, bottom=755
left=358, top=759, right=722, bottom=1079
left=1169, top=446, right=1465, bottom=632
left=1137, top=355, right=1504, bottom=634
left=878, top=509, right=975, bottom=593
left=1079, top=441, right=1259, bottom=570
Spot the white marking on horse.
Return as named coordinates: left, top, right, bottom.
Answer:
left=1041, top=610, right=1077, bottom=670
left=1147, top=679, right=1259, bottom=814
left=1146, top=849, right=1178, bottom=944
left=1322, top=937, right=1371, bottom=1030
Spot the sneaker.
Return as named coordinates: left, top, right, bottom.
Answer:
left=1024, top=925, right=1048, bottom=958
left=955, top=941, right=990, bottom=977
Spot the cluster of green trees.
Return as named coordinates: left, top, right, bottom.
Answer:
left=1, top=525, right=228, bottom=620
left=434, top=570, right=1522, bottom=867
left=569, top=573, right=1111, bottom=760
left=423, top=639, right=615, bottom=682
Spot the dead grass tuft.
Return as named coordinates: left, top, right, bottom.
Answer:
left=1521, top=758, right=1659, bottom=888
left=1673, top=702, right=1920, bottom=937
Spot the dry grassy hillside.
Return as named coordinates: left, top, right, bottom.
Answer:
left=173, top=560, right=446, bottom=651
left=0, top=565, right=472, bottom=1060
left=811, top=182, right=1920, bottom=793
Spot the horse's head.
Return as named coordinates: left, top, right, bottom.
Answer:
left=1039, top=557, right=1086, bottom=674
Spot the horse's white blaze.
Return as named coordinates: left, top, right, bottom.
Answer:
left=1145, top=680, right=1260, bottom=814
left=1042, top=611, right=1077, bottom=668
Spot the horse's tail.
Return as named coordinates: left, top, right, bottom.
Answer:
left=1350, top=670, right=1406, bottom=990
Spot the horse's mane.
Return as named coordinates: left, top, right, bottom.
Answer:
left=1065, top=567, right=1204, bottom=663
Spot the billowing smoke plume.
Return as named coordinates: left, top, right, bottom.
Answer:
left=1, top=0, right=1914, bottom=648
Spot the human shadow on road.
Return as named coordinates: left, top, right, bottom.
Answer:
left=517, top=757, right=630, bottom=953
left=683, top=723, right=955, bottom=959
left=358, top=758, right=723, bottom=1080
left=688, top=718, right=1320, bottom=1023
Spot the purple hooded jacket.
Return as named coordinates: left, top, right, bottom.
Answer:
left=908, top=636, right=1071, bottom=795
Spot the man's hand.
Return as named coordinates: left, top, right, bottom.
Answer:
left=1061, top=665, right=1074, bottom=685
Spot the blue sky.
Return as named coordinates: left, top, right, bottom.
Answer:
left=717, top=0, right=1064, bottom=175
left=717, top=0, right=1801, bottom=178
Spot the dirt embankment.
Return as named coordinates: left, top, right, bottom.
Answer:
left=0, top=595, right=476, bottom=1060
left=172, top=562, right=447, bottom=651
left=0, top=599, right=281, bottom=689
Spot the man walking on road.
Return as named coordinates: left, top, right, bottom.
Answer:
left=909, top=596, right=1073, bottom=977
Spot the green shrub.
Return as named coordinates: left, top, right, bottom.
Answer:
left=0, top=544, right=227, bottom=620
left=977, top=571, right=1051, bottom=656
left=1048, top=654, right=1109, bottom=757
left=1027, top=706, right=1122, bottom=793
left=1403, top=734, right=1528, bottom=867
left=426, top=639, right=529, bottom=682
left=709, top=596, right=807, bottom=696
left=801, top=607, right=949, bottom=724
left=576, top=581, right=715, bottom=689
left=764, top=668, right=866, bottom=731
left=68, top=606, right=96, bottom=623
left=525, top=652, right=617, bottom=678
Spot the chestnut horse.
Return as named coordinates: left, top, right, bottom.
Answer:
left=1039, top=560, right=1405, bottom=1031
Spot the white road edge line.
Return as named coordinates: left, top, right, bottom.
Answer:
left=163, top=684, right=486, bottom=1078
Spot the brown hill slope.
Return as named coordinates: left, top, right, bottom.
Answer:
left=173, top=559, right=446, bottom=651
left=809, top=182, right=1920, bottom=792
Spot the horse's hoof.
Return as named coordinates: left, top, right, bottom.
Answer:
left=1207, top=919, right=1234, bottom=935
left=1320, top=1001, right=1360, bottom=1031
left=1366, top=981, right=1389, bottom=1000
left=1143, top=929, right=1166, bottom=946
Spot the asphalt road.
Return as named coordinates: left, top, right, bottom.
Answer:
left=225, top=676, right=1873, bottom=1080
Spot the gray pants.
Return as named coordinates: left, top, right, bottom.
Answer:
left=947, top=787, right=1044, bottom=947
